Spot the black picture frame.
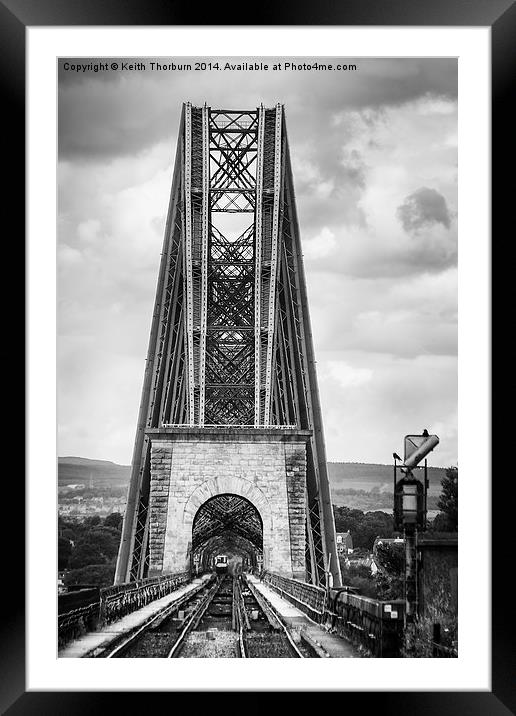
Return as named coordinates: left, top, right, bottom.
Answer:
left=7, top=0, right=513, bottom=711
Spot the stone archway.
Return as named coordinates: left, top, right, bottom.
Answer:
left=191, top=493, right=263, bottom=572
left=182, top=477, right=272, bottom=574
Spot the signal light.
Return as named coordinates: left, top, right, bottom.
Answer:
left=404, top=433, right=439, bottom=469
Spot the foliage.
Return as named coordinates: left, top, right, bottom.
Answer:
left=69, top=527, right=120, bottom=569
left=339, top=557, right=378, bottom=598
left=374, top=541, right=404, bottom=574
left=374, top=541, right=404, bottom=600
left=68, top=541, right=104, bottom=570
left=58, top=513, right=123, bottom=576
left=104, top=512, right=123, bottom=530
left=63, top=563, right=116, bottom=589
left=402, top=579, right=458, bottom=657
left=58, top=536, right=72, bottom=571
left=431, top=466, right=458, bottom=532
left=334, top=506, right=396, bottom=549
left=84, top=515, right=102, bottom=528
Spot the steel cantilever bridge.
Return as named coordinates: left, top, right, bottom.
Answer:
left=115, top=104, right=341, bottom=588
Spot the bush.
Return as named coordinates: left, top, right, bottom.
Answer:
left=64, top=563, right=116, bottom=588
left=402, top=580, right=458, bottom=657
left=339, top=559, right=378, bottom=598
left=374, top=541, right=404, bottom=600
left=402, top=614, right=458, bottom=657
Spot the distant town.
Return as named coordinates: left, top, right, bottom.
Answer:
left=58, top=456, right=446, bottom=519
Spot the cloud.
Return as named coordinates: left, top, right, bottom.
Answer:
left=307, top=268, right=457, bottom=358
left=57, top=57, right=457, bottom=465
left=322, top=361, right=374, bottom=389
left=296, top=97, right=458, bottom=279
left=77, top=219, right=102, bottom=243
left=58, top=57, right=457, bottom=160
left=318, top=352, right=457, bottom=466
left=58, top=244, right=83, bottom=267
left=303, top=227, right=337, bottom=259
left=397, top=187, right=452, bottom=233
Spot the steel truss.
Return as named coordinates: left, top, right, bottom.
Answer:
left=115, top=104, right=341, bottom=587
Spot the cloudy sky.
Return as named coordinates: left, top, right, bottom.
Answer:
left=57, top=57, right=457, bottom=467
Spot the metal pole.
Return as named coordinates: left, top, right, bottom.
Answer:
left=424, top=458, right=429, bottom=526
left=404, top=524, right=417, bottom=648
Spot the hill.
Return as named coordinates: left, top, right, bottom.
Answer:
left=58, top=456, right=130, bottom=487
left=327, top=461, right=445, bottom=494
left=327, top=462, right=446, bottom=511
left=58, top=456, right=447, bottom=512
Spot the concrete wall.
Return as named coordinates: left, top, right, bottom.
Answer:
left=146, top=428, right=309, bottom=580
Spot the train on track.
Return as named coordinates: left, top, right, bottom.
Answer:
left=214, top=554, right=228, bottom=574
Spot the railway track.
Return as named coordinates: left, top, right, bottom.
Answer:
left=100, top=574, right=309, bottom=658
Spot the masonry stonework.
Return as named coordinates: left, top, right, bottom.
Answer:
left=148, top=442, right=173, bottom=574
left=146, top=428, right=309, bottom=580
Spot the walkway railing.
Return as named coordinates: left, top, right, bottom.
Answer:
left=58, top=572, right=190, bottom=647
left=262, top=571, right=405, bottom=656
left=261, top=571, right=326, bottom=621
left=327, top=589, right=405, bottom=657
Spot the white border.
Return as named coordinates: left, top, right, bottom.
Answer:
left=28, top=27, right=490, bottom=691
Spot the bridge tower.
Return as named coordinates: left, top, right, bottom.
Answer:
left=115, top=104, right=342, bottom=588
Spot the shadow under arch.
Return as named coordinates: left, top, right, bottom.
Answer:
left=191, top=493, right=263, bottom=572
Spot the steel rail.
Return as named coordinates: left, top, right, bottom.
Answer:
left=232, top=577, right=248, bottom=658
left=167, top=579, right=222, bottom=658
left=243, top=577, right=304, bottom=658
left=279, top=617, right=305, bottom=658
left=103, top=578, right=211, bottom=658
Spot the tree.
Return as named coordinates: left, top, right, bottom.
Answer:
left=104, top=512, right=123, bottom=530
left=84, top=515, right=102, bottom=528
left=435, top=466, right=458, bottom=531
left=339, top=560, right=378, bottom=598
left=374, top=540, right=404, bottom=600
left=68, top=541, right=105, bottom=570
left=68, top=526, right=121, bottom=569
left=333, top=506, right=395, bottom=550
left=58, top=536, right=72, bottom=570
left=64, top=563, right=116, bottom=588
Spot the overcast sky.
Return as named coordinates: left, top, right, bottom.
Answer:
left=57, top=57, right=457, bottom=467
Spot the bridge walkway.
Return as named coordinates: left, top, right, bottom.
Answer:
left=59, top=574, right=211, bottom=658
left=246, top=575, right=359, bottom=658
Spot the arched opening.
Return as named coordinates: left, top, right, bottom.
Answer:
left=191, top=493, right=263, bottom=574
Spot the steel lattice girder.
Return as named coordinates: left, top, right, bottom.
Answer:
left=115, top=104, right=342, bottom=588
left=192, top=494, right=263, bottom=551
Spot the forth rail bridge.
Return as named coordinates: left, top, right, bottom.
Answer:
left=59, top=104, right=407, bottom=659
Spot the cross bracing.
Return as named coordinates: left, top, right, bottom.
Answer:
left=115, top=104, right=341, bottom=588
left=192, top=494, right=263, bottom=552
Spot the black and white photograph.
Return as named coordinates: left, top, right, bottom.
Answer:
left=56, top=56, right=459, bottom=661
left=3, top=3, right=502, bottom=704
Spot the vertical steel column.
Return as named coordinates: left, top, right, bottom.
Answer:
left=198, top=104, right=210, bottom=426
left=263, top=104, right=283, bottom=425
left=253, top=106, right=265, bottom=426
left=183, top=103, right=195, bottom=425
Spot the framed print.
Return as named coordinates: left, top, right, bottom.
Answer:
left=5, top=0, right=513, bottom=711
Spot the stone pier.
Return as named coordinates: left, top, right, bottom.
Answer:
left=146, top=427, right=310, bottom=580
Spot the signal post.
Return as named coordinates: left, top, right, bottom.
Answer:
left=393, top=431, right=439, bottom=639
